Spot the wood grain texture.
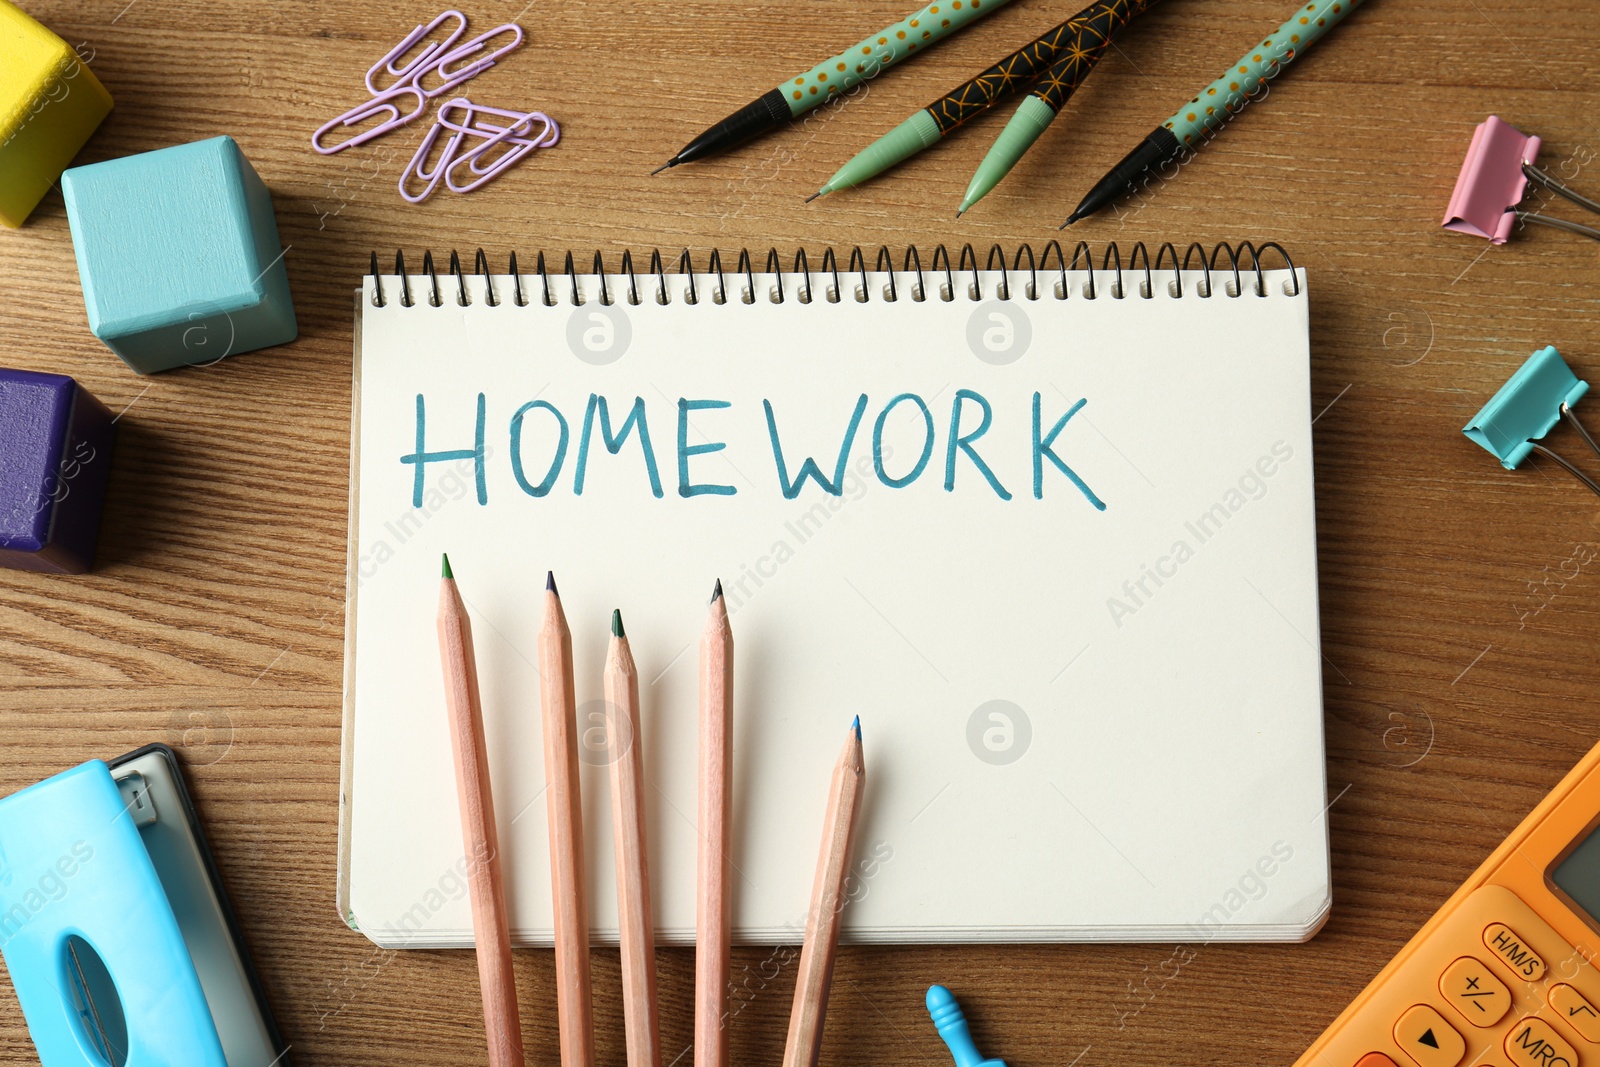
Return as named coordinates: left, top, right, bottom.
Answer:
left=0, top=1, right=1597, bottom=1065
left=782, top=722, right=866, bottom=1067
left=539, top=583, right=596, bottom=1067
left=605, top=624, right=662, bottom=1067
left=696, top=590, right=734, bottom=1067
left=437, top=573, right=524, bottom=1067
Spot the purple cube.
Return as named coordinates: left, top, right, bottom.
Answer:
left=0, top=369, right=116, bottom=573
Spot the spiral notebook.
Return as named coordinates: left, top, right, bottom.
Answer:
left=338, top=242, right=1331, bottom=947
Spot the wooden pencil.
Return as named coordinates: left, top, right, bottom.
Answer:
left=436, top=554, right=525, bottom=1067
left=695, top=580, right=734, bottom=1067
left=781, top=717, right=867, bottom=1067
left=605, top=609, right=661, bottom=1067
left=539, top=571, right=595, bottom=1067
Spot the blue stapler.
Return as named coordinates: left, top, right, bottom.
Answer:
left=0, top=744, right=289, bottom=1067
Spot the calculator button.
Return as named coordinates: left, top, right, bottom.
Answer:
left=1394, top=1004, right=1466, bottom=1067
left=1505, top=1016, right=1579, bottom=1067
left=1485, top=922, right=1549, bottom=981
left=1551, top=985, right=1600, bottom=1043
left=1355, top=1056, right=1400, bottom=1067
left=1439, top=956, right=1512, bottom=1026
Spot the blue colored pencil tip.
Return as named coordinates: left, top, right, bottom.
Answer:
left=546, top=570, right=558, bottom=594
left=852, top=715, right=861, bottom=740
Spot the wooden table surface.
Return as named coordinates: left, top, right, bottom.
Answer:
left=3, top=0, right=1599, bottom=1064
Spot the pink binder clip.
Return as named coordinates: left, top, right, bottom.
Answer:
left=311, top=84, right=428, bottom=155
left=416, top=24, right=525, bottom=98
left=1443, top=116, right=1541, bottom=243
left=1443, top=115, right=1600, bottom=245
left=365, top=10, right=467, bottom=95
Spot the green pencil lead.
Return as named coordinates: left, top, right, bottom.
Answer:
left=612, top=609, right=625, bottom=638
left=441, top=553, right=453, bottom=579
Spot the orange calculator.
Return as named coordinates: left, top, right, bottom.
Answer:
left=1297, top=742, right=1600, bottom=1067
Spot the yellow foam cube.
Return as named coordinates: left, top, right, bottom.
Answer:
left=0, top=1, right=112, bottom=227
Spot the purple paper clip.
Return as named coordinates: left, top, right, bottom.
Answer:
left=416, top=24, right=525, bottom=99
left=398, top=121, right=465, bottom=203
left=438, top=99, right=557, bottom=150
left=312, top=84, right=429, bottom=155
left=460, top=114, right=559, bottom=177
left=1444, top=115, right=1600, bottom=245
left=365, top=10, right=467, bottom=95
left=439, top=99, right=558, bottom=192
left=399, top=100, right=558, bottom=201
left=446, top=115, right=557, bottom=192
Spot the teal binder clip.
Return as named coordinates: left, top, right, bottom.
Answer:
left=926, top=984, right=1007, bottom=1067
left=1464, top=345, right=1600, bottom=496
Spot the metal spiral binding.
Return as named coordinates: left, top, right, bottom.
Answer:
left=367, top=242, right=1300, bottom=308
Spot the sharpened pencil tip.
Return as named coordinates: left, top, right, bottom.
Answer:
left=852, top=715, right=861, bottom=740
left=441, top=553, right=453, bottom=579
left=546, top=570, right=558, bottom=594
left=711, top=578, right=723, bottom=603
left=612, top=608, right=624, bottom=638
left=651, top=161, right=674, bottom=175
left=805, top=191, right=823, bottom=203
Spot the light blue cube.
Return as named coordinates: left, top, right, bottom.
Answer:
left=61, top=136, right=296, bottom=375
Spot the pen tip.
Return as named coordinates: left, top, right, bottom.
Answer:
left=612, top=608, right=624, bottom=638
left=711, top=578, right=723, bottom=603
left=546, top=570, right=558, bottom=595
left=651, top=161, right=673, bottom=176
left=955, top=209, right=964, bottom=219
left=805, top=191, right=823, bottom=203
left=441, top=553, right=453, bottom=579
left=852, top=715, right=861, bottom=740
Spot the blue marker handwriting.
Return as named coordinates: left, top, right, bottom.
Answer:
left=401, top=390, right=1106, bottom=510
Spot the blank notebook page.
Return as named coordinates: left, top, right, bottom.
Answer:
left=339, top=259, right=1330, bottom=947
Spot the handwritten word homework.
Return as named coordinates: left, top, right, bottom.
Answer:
left=400, top=390, right=1108, bottom=508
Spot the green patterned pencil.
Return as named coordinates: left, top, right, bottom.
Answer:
left=1064, top=0, right=1365, bottom=224
left=656, top=0, right=1017, bottom=172
left=811, top=0, right=1117, bottom=200
left=958, top=0, right=1157, bottom=215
